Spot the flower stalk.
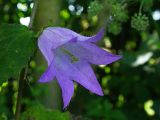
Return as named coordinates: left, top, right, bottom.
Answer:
left=15, top=68, right=27, bottom=120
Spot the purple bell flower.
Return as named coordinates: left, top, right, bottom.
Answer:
left=38, top=27, right=121, bottom=108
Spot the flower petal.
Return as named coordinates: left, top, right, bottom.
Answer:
left=55, top=68, right=74, bottom=109
left=45, top=28, right=77, bottom=49
left=87, top=28, right=104, bottom=43
left=47, top=27, right=104, bottom=43
left=38, top=61, right=55, bottom=83
left=64, top=42, right=122, bottom=65
left=38, top=27, right=122, bottom=109
left=38, top=32, right=54, bottom=65
left=73, top=60, right=104, bottom=96
left=54, top=49, right=103, bottom=96
left=38, top=27, right=104, bottom=64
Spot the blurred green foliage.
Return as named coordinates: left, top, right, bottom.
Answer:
left=88, top=1, right=103, bottom=18
left=131, top=13, right=149, bottom=31
left=0, top=0, right=160, bottom=120
left=20, top=104, right=71, bottom=120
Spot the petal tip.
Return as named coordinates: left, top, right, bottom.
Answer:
left=91, top=86, right=104, bottom=96
left=38, top=79, right=49, bottom=83
left=94, top=28, right=105, bottom=42
left=97, top=91, right=104, bottom=96
left=99, top=27, right=105, bottom=35
left=63, top=104, right=69, bottom=110
left=107, top=54, right=122, bottom=64
left=96, top=89, right=104, bottom=96
left=116, top=55, right=122, bottom=60
left=63, top=100, right=71, bottom=110
left=38, top=76, right=53, bottom=83
left=87, top=28, right=105, bottom=43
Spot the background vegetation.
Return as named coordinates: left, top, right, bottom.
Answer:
left=0, top=0, right=160, bottom=120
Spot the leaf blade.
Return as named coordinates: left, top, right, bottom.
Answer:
left=0, top=24, right=35, bottom=84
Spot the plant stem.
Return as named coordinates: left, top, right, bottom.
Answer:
left=14, top=0, right=38, bottom=118
left=139, top=0, right=144, bottom=13
left=15, top=68, right=27, bottom=120
left=29, top=0, right=38, bottom=30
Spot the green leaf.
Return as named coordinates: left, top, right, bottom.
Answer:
left=0, top=24, right=35, bottom=85
left=20, top=104, right=71, bottom=120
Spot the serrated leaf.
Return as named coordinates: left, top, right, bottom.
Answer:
left=0, top=24, right=35, bottom=85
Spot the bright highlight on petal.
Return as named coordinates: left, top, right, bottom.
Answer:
left=38, top=27, right=122, bottom=108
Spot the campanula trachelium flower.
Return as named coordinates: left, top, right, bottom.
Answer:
left=38, top=27, right=121, bottom=108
